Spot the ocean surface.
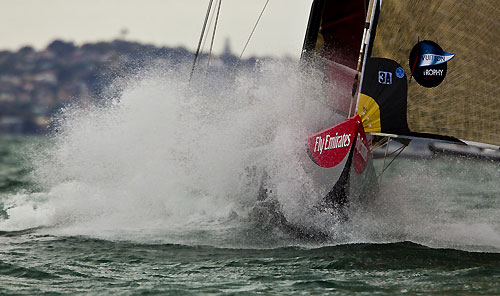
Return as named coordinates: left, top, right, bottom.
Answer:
left=1, top=65, right=499, bottom=294
left=1, top=135, right=499, bottom=295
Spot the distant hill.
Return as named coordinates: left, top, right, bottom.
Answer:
left=0, top=39, right=270, bottom=134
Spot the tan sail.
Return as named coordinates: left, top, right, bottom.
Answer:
left=367, top=0, right=500, bottom=145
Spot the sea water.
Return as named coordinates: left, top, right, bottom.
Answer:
left=0, top=62, right=499, bottom=295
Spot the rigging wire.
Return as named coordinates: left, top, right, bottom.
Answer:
left=199, top=2, right=218, bottom=61
left=232, top=0, right=270, bottom=74
left=380, top=137, right=391, bottom=177
left=201, top=0, right=223, bottom=91
left=370, top=135, right=390, bottom=152
left=374, top=135, right=409, bottom=181
left=377, top=143, right=408, bottom=181
left=195, top=0, right=218, bottom=88
left=189, top=0, right=214, bottom=83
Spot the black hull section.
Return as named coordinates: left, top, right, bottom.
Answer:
left=321, top=141, right=355, bottom=212
left=254, top=145, right=377, bottom=241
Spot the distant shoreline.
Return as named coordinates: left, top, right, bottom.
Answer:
left=0, top=39, right=279, bottom=135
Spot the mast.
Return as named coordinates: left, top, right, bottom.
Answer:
left=352, top=0, right=378, bottom=117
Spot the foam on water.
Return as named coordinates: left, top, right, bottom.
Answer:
left=0, top=61, right=499, bottom=252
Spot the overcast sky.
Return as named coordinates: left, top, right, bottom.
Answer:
left=0, top=0, right=314, bottom=58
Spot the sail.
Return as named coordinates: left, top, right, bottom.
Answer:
left=358, top=57, right=409, bottom=134
left=358, top=0, right=500, bottom=146
left=302, top=0, right=369, bottom=115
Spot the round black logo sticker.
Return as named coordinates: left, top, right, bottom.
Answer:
left=409, top=40, right=455, bottom=88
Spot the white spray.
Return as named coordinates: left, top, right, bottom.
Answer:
left=0, top=61, right=343, bottom=243
left=1, top=61, right=499, bottom=252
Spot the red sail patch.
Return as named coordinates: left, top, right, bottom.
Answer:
left=353, top=122, right=369, bottom=174
left=307, top=116, right=361, bottom=168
